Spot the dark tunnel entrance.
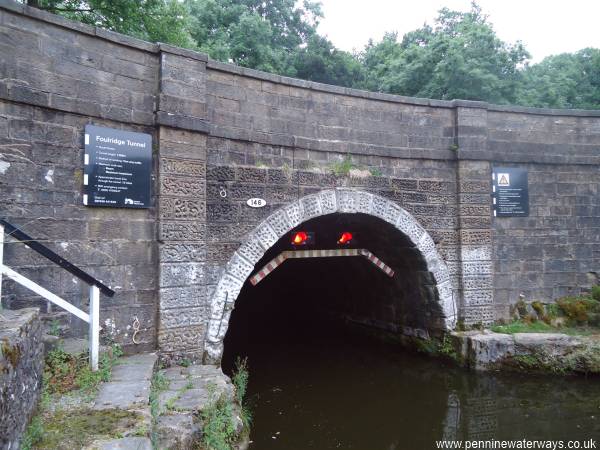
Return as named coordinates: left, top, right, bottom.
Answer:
left=219, top=212, right=456, bottom=449
left=222, top=212, right=446, bottom=372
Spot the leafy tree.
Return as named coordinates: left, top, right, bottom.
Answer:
left=517, top=48, right=600, bottom=109
left=291, top=34, right=365, bottom=87
left=185, top=0, right=322, bottom=74
left=184, top=0, right=363, bottom=87
left=22, top=0, right=599, bottom=109
left=23, top=0, right=196, bottom=48
left=360, top=3, right=530, bottom=104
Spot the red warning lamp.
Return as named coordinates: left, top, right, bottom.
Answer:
left=337, top=232, right=353, bottom=245
left=291, top=231, right=309, bottom=246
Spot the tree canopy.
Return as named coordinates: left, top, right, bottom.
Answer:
left=26, top=0, right=196, bottom=48
left=361, top=5, right=530, bottom=104
left=24, top=0, right=600, bottom=109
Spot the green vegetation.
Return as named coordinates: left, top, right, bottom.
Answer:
left=23, top=1, right=600, bottom=110
left=330, top=156, right=355, bottom=176
left=149, top=371, right=170, bottom=448
left=44, top=344, right=123, bottom=396
left=165, top=378, right=194, bottom=412
left=1, top=339, right=21, bottom=367
left=329, top=155, right=383, bottom=178
left=22, top=344, right=129, bottom=449
left=24, top=408, right=143, bottom=449
left=492, top=320, right=556, bottom=335
left=20, top=416, right=44, bottom=450
left=232, top=357, right=249, bottom=403
left=200, top=358, right=251, bottom=450
left=437, top=335, right=459, bottom=361
left=179, top=357, right=192, bottom=367
left=592, top=285, right=600, bottom=302
left=507, top=341, right=600, bottom=375
left=369, top=167, right=383, bottom=177
left=200, top=393, right=239, bottom=450
left=48, top=320, right=61, bottom=337
left=23, top=0, right=195, bottom=48
left=493, top=289, right=600, bottom=335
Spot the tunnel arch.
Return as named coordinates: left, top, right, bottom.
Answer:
left=203, top=188, right=457, bottom=363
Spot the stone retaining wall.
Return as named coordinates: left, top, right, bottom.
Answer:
left=452, top=331, right=600, bottom=374
left=0, top=308, right=44, bottom=449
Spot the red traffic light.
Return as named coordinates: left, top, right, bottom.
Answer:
left=292, top=231, right=309, bottom=245
left=337, top=232, right=353, bottom=245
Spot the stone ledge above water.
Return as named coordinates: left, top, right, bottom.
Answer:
left=452, top=330, right=600, bottom=374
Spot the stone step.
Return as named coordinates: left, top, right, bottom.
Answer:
left=154, top=364, right=241, bottom=449
left=93, top=353, right=158, bottom=411
left=44, top=336, right=110, bottom=356
left=84, top=437, right=153, bottom=450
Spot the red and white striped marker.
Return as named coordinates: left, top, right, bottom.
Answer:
left=360, top=249, right=395, bottom=277
left=249, top=248, right=394, bottom=286
left=249, top=253, right=286, bottom=285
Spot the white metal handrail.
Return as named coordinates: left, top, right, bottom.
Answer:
left=0, top=224, right=101, bottom=370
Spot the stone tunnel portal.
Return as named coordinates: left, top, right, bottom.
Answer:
left=221, top=211, right=454, bottom=371
left=203, top=190, right=457, bottom=365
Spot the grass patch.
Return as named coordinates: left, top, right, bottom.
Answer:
left=200, top=358, right=251, bottom=450
left=165, top=378, right=194, bottom=412
left=330, top=155, right=354, bottom=176
left=21, top=344, right=125, bottom=449
left=492, top=320, right=599, bottom=336
left=507, top=342, right=600, bottom=375
left=179, top=358, right=191, bottom=367
left=149, top=371, right=170, bottom=448
left=29, top=408, right=143, bottom=449
left=495, top=291, right=600, bottom=335
left=21, top=416, right=44, bottom=450
left=44, top=344, right=123, bottom=397
left=48, top=320, right=61, bottom=337
left=492, top=320, right=555, bottom=334
left=200, top=393, right=239, bottom=450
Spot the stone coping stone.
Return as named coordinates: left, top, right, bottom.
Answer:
left=0, top=307, right=38, bottom=332
left=452, top=330, right=600, bottom=372
left=2, top=0, right=599, bottom=117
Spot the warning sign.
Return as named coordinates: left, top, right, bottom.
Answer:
left=492, top=167, right=528, bottom=217
left=498, top=173, right=510, bottom=186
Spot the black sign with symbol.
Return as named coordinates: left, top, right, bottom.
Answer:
left=83, top=125, right=152, bottom=208
left=492, top=167, right=529, bottom=217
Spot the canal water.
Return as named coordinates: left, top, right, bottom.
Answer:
left=224, top=318, right=600, bottom=450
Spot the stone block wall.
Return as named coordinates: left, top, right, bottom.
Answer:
left=0, top=0, right=599, bottom=360
left=484, top=109, right=600, bottom=310
left=0, top=3, right=159, bottom=351
left=0, top=308, right=44, bottom=450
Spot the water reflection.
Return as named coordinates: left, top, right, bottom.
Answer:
left=232, top=322, right=600, bottom=449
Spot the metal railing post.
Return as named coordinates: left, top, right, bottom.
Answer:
left=89, top=285, right=100, bottom=371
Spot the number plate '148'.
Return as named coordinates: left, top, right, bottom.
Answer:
left=247, top=198, right=267, bottom=208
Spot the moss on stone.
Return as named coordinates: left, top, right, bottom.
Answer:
left=503, top=340, right=600, bottom=375
left=1, top=339, right=21, bottom=368
left=33, top=408, right=144, bottom=449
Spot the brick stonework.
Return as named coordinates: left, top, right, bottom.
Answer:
left=1, top=1, right=599, bottom=362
